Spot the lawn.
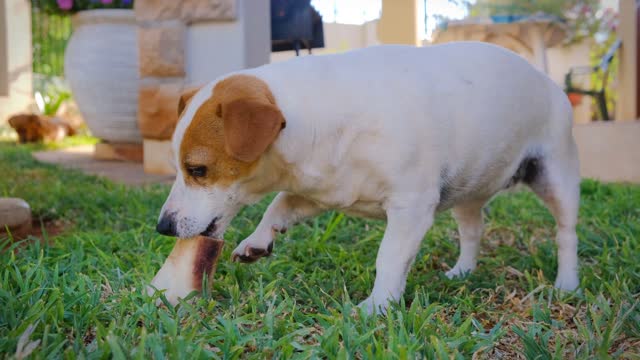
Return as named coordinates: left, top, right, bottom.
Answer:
left=0, top=139, right=639, bottom=359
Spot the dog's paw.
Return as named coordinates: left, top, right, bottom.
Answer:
left=357, top=296, right=390, bottom=316
left=554, top=271, right=579, bottom=291
left=231, top=241, right=273, bottom=263
left=445, top=266, right=473, bottom=279
left=445, top=259, right=476, bottom=279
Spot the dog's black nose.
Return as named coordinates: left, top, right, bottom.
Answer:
left=156, top=215, right=177, bottom=236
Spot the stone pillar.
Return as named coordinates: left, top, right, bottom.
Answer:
left=377, top=0, right=420, bottom=46
left=529, top=25, right=549, bottom=74
left=616, top=0, right=638, bottom=121
left=0, top=0, right=33, bottom=123
left=134, top=0, right=270, bottom=174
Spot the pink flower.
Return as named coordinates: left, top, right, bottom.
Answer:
left=100, top=0, right=113, bottom=3
left=57, top=0, right=73, bottom=10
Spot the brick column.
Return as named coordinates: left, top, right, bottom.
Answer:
left=377, top=0, right=420, bottom=46
left=134, top=0, right=240, bottom=174
left=134, top=0, right=270, bottom=174
left=134, top=0, right=236, bottom=142
left=616, top=0, right=639, bottom=121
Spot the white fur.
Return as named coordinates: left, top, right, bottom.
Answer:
left=160, top=42, right=580, bottom=312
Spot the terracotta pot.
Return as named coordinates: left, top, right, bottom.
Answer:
left=568, top=93, right=583, bottom=107
left=64, top=9, right=141, bottom=143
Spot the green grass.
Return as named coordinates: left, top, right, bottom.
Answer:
left=1, top=139, right=639, bottom=359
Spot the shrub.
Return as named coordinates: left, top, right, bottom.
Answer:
left=40, top=0, right=133, bottom=15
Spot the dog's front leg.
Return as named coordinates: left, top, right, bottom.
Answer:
left=232, top=192, right=322, bottom=262
left=359, top=197, right=437, bottom=315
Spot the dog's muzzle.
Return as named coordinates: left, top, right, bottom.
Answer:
left=156, top=213, right=220, bottom=238
left=156, top=212, right=177, bottom=237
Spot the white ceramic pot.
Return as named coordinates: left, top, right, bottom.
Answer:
left=64, top=9, right=141, bottom=143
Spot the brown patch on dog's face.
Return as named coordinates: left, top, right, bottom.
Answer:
left=157, top=75, right=288, bottom=238
left=179, top=75, right=286, bottom=188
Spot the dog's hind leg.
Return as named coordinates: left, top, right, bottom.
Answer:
left=446, top=200, right=486, bottom=278
left=528, top=141, right=581, bottom=291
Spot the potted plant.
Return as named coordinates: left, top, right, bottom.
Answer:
left=45, top=0, right=141, bottom=143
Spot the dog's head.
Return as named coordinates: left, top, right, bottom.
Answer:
left=157, top=75, right=286, bottom=238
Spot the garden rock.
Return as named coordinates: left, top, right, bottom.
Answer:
left=8, top=113, right=76, bottom=143
left=0, top=198, right=32, bottom=238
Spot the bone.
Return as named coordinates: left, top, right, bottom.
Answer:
left=148, top=236, right=224, bottom=305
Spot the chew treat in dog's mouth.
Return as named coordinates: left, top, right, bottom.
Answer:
left=191, top=236, right=224, bottom=289
left=148, top=236, right=224, bottom=304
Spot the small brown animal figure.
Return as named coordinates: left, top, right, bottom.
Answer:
left=8, top=114, right=76, bottom=143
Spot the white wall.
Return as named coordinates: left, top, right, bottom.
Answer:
left=186, top=0, right=270, bottom=86
left=547, top=42, right=594, bottom=123
left=187, top=20, right=245, bottom=84
left=270, top=21, right=379, bottom=63
left=0, top=0, right=33, bottom=123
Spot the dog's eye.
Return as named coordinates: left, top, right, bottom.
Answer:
left=186, top=165, right=207, bottom=178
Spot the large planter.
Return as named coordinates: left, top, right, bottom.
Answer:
left=64, top=9, right=141, bottom=143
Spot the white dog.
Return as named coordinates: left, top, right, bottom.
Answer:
left=152, top=42, right=580, bottom=313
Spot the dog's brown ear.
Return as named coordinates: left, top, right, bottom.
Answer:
left=222, top=98, right=286, bottom=163
left=177, top=87, right=202, bottom=116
